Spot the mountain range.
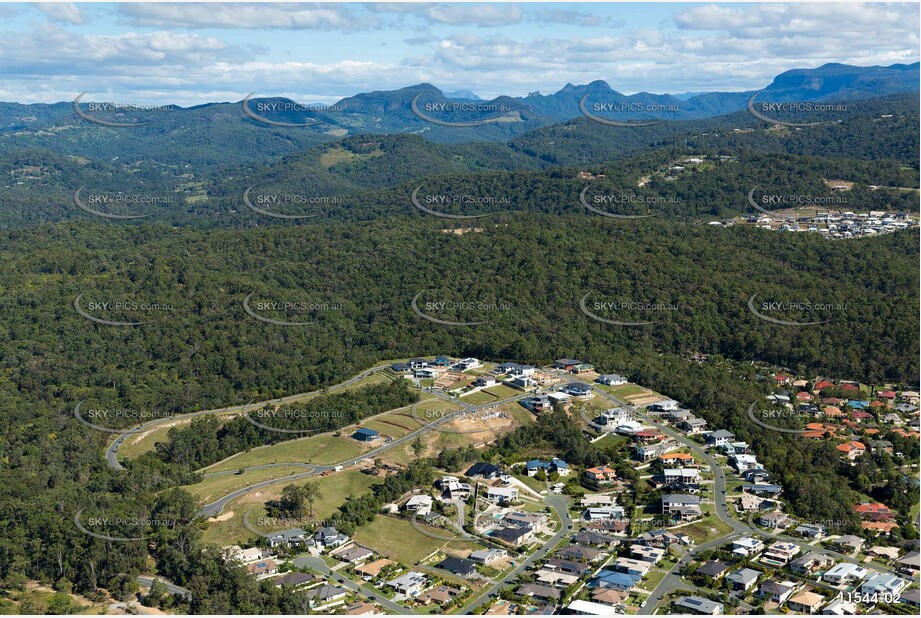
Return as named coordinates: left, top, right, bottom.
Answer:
left=0, top=62, right=916, bottom=163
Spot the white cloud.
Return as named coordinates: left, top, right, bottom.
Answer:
left=35, top=2, right=84, bottom=25
left=117, top=2, right=369, bottom=31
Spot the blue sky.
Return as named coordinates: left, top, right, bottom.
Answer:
left=0, top=2, right=917, bottom=104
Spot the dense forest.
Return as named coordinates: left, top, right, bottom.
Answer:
left=0, top=71, right=917, bottom=614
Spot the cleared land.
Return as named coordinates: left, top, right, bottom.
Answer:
left=202, top=470, right=381, bottom=546
left=183, top=466, right=311, bottom=503
left=205, top=434, right=368, bottom=472
left=352, top=516, right=486, bottom=565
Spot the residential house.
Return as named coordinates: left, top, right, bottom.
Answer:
left=597, top=374, right=627, bottom=386
left=404, top=494, right=434, bottom=515
left=789, top=552, right=831, bottom=575
left=674, top=596, right=724, bottom=615
left=612, top=557, right=652, bottom=577
left=313, top=527, right=349, bottom=549
left=485, top=486, right=519, bottom=503
left=678, top=417, right=708, bottom=434
left=333, top=544, right=375, bottom=564
left=832, top=535, right=865, bottom=554
left=836, top=441, right=866, bottom=460
left=823, top=563, right=868, bottom=585
left=859, top=573, right=907, bottom=597
left=273, top=572, right=320, bottom=589
left=435, top=557, right=477, bottom=579
left=758, top=511, right=791, bottom=529
left=267, top=528, right=309, bottom=547
left=762, top=541, right=800, bottom=565
left=353, top=428, right=380, bottom=442
left=465, top=462, right=501, bottom=479
left=493, top=525, right=534, bottom=546
left=821, top=598, right=857, bottom=615
left=757, top=580, right=798, bottom=604
left=560, top=545, right=606, bottom=563
left=593, top=570, right=641, bottom=591
left=788, top=590, right=826, bottom=614
left=583, top=506, right=625, bottom=521
left=516, top=583, right=561, bottom=602
left=355, top=559, right=394, bottom=582
left=732, top=537, right=765, bottom=557
left=387, top=571, right=428, bottom=596
left=696, top=561, right=730, bottom=580
left=661, top=494, right=702, bottom=522
left=305, top=585, right=349, bottom=608
left=706, top=429, right=735, bottom=447
left=726, top=568, right=760, bottom=591
left=469, top=548, right=507, bottom=565
left=246, top=559, right=278, bottom=578
left=553, top=359, right=582, bottom=371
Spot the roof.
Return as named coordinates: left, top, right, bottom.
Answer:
left=465, top=462, right=500, bottom=477
left=675, top=596, right=722, bottom=614
left=662, top=493, right=700, bottom=505
left=354, top=427, right=379, bottom=437
left=516, top=583, right=560, bottom=600
left=697, top=561, right=729, bottom=577
left=435, top=556, right=476, bottom=576
left=727, top=568, right=760, bottom=584
left=790, top=591, right=825, bottom=606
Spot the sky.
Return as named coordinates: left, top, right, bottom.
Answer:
left=0, top=2, right=918, bottom=105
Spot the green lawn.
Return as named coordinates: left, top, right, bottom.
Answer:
left=609, top=384, right=650, bottom=398
left=205, top=434, right=368, bottom=472
left=678, top=515, right=733, bottom=543
left=201, top=470, right=382, bottom=546
left=353, top=516, right=485, bottom=565
left=183, top=466, right=311, bottom=503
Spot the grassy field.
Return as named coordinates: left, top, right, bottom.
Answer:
left=609, top=384, right=651, bottom=398
left=205, top=435, right=368, bottom=472
left=678, top=515, right=733, bottom=543
left=182, top=466, right=311, bottom=503
left=353, top=516, right=485, bottom=565
left=462, top=384, right=520, bottom=405
left=201, top=470, right=382, bottom=546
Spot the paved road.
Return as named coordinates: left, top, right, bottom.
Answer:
left=135, top=575, right=191, bottom=599
left=291, top=555, right=414, bottom=615
left=561, top=376, right=751, bottom=614
left=461, top=494, right=573, bottom=614
left=197, top=391, right=528, bottom=518
left=105, top=366, right=388, bottom=470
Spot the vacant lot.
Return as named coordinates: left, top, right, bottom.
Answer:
left=353, top=516, right=485, bottom=565
left=201, top=470, right=382, bottom=546
left=183, top=465, right=311, bottom=503
left=206, top=435, right=367, bottom=472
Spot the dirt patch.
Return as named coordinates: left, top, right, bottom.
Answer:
left=208, top=510, right=235, bottom=523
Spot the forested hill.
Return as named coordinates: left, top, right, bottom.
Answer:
left=1, top=94, right=917, bottom=229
